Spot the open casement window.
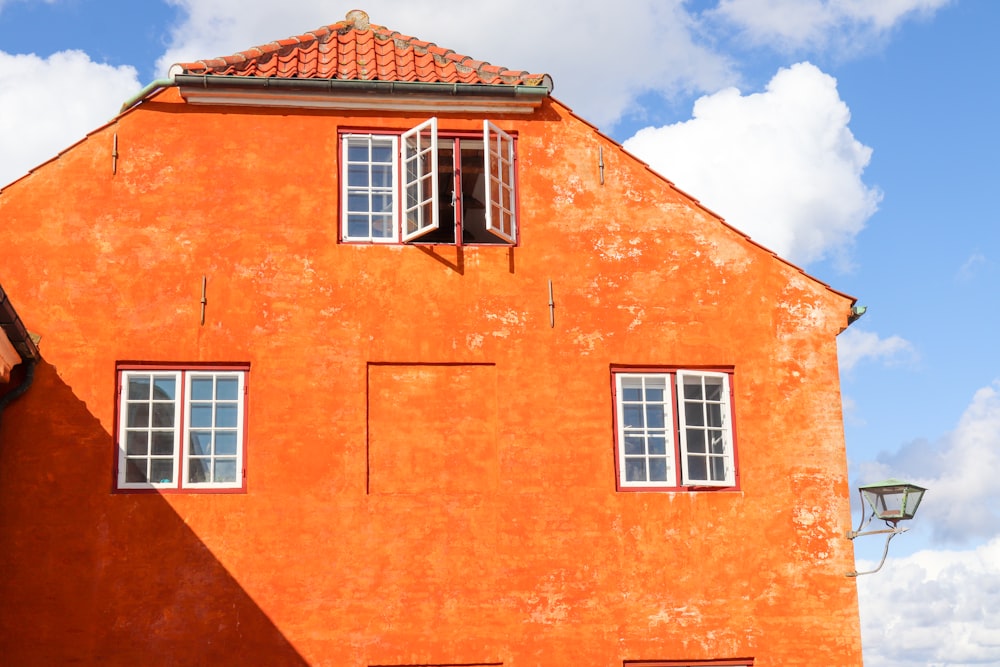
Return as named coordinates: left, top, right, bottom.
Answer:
left=484, top=120, right=516, bottom=243
left=117, top=366, right=247, bottom=492
left=340, top=117, right=517, bottom=245
left=401, top=117, right=439, bottom=242
left=614, top=369, right=737, bottom=490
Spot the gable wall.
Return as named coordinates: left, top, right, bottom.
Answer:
left=0, top=87, right=862, bottom=665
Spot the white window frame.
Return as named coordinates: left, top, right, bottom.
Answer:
left=614, top=369, right=736, bottom=490
left=340, top=117, right=517, bottom=245
left=484, top=120, right=517, bottom=244
left=341, top=134, right=400, bottom=242
left=401, top=117, right=439, bottom=242
left=116, top=367, right=247, bottom=491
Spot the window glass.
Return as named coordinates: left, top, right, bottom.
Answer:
left=616, top=370, right=735, bottom=489
left=341, top=119, right=516, bottom=245
left=117, top=368, right=246, bottom=491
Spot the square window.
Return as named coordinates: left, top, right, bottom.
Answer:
left=340, top=118, right=517, bottom=246
left=614, top=369, right=736, bottom=490
left=116, top=365, right=248, bottom=492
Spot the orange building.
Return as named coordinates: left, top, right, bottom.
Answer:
left=0, top=10, right=865, bottom=666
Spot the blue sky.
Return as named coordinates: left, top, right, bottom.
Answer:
left=2, top=1, right=998, bottom=664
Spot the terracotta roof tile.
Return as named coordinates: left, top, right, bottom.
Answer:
left=170, top=9, right=552, bottom=90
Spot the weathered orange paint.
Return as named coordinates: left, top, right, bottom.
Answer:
left=0, top=84, right=863, bottom=665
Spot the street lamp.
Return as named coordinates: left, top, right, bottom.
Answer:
left=846, top=478, right=927, bottom=577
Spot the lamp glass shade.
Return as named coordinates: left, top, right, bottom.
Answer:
left=860, top=478, right=926, bottom=523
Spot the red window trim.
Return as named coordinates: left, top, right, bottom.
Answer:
left=624, top=660, right=755, bottom=666
left=336, top=121, right=520, bottom=248
left=112, top=361, right=250, bottom=495
left=611, top=364, right=741, bottom=493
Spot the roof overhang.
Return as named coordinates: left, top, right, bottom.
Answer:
left=172, top=74, right=551, bottom=114
left=0, top=286, right=40, bottom=382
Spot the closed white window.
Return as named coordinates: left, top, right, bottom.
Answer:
left=614, top=369, right=736, bottom=489
left=116, top=366, right=247, bottom=491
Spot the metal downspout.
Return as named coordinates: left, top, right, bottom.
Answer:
left=0, top=358, right=36, bottom=429
left=119, top=78, right=176, bottom=114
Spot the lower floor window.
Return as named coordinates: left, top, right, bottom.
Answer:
left=116, top=364, right=248, bottom=491
left=614, top=368, right=737, bottom=490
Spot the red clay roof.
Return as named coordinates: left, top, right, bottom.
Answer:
left=170, top=9, right=553, bottom=90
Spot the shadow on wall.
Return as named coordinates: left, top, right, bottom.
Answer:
left=0, top=360, right=309, bottom=666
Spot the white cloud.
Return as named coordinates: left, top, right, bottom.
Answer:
left=0, top=50, right=140, bottom=188
left=858, top=381, right=1000, bottom=544
left=623, top=62, right=881, bottom=266
left=711, top=0, right=953, bottom=52
left=838, top=327, right=915, bottom=373
left=857, top=538, right=1000, bottom=667
left=956, top=252, right=987, bottom=282
left=157, top=0, right=737, bottom=128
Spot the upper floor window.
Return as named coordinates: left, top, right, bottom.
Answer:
left=613, top=369, right=737, bottom=490
left=116, top=364, right=248, bottom=492
left=341, top=117, right=516, bottom=245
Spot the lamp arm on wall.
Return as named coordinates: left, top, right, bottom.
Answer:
left=847, top=529, right=906, bottom=577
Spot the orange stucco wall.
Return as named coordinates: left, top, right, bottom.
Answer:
left=0, top=88, right=863, bottom=666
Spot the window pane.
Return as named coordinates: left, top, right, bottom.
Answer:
left=644, top=386, right=663, bottom=401
left=705, top=378, right=724, bottom=401
left=710, top=456, right=727, bottom=481
left=151, top=431, right=174, bottom=455
left=125, top=459, right=147, bottom=483
left=214, top=460, right=237, bottom=483
left=215, top=432, right=237, bottom=456
left=372, top=193, right=393, bottom=213
left=191, top=378, right=213, bottom=400
left=624, top=435, right=644, bottom=455
left=348, top=193, right=370, bottom=213
left=153, top=377, right=175, bottom=400
left=625, top=458, right=646, bottom=482
left=347, top=142, right=369, bottom=162
left=649, top=457, right=668, bottom=481
left=371, top=142, right=393, bottom=163
left=188, top=458, right=209, bottom=483
left=150, top=459, right=174, bottom=484
left=189, top=431, right=212, bottom=456
left=126, top=431, right=148, bottom=456
left=151, top=403, right=174, bottom=428
left=190, top=405, right=212, bottom=428
left=216, top=378, right=238, bottom=401
left=623, top=405, right=643, bottom=428
left=683, top=377, right=703, bottom=399
left=687, top=455, right=707, bottom=481
left=709, top=431, right=726, bottom=454
left=215, top=405, right=238, bottom=428
left=347, top=215, right=369, bottom=238
left=706, top=402, right=723, bottom=427
left=622, top=385, right=641, bottom=401
left=648, top=436, right=666, bottom=455
left=347, top=164, right=369, bottom=187
left=371, top=164, right=393, bottom=188
left=645, top=405, right=665, bottom=429
left=686, top=429, right=706, bottom=453
left=372, top=216, right=393, bottom=238
left=127, top=376, right=150, bottom=400
left=685, top=402, right=704, bottom=426
left=127, top=404, right=149, bottom=428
